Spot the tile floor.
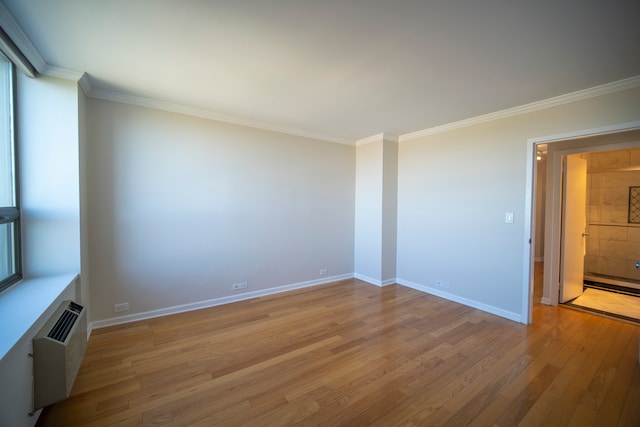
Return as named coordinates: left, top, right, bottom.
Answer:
left=569, top=287, right=640, bottom=323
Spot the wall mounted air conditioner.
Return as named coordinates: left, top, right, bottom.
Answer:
left=32, top=300, right=87, bottom=410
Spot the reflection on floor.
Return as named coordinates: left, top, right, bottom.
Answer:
left=567, top=287, right=640, bottom=324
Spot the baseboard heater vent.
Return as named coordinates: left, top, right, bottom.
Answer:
left=32, top=300, right=87, bottom=410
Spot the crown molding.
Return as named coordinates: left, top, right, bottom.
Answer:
left=42, top=64, right=84, bottom=81
left=13, top=58, right=356, bottom=145
left=356, top=133, right=384, bottom=146
left=6, top=0, right=636, bottom=150
left=77, top=72, right=92, bottom=95
left=84, top=86, right=354, bottom=145
left=0, top=2, right=46, bottom=73
left=399, top=75, right=640, bottom=142
left=528, top=120, right=640, bottom=145
left=355, top=132, right=399, bottom=146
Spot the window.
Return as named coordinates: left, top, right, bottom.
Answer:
left=0, top=53, right=20, bottom=292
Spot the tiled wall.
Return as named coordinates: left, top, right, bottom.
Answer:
left=585, top=148, right=640, bottom=282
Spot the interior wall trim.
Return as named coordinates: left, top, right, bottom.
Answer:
left=88, top=273, right=354, bottom=333
left=37, top=60, right=640, bottom=149
left=397, top=278, right=522, bottom=323
left=399, top=75, right=640, bottom=142
left=74, top=77, right=354, bottom=146
left=355, top=133, right=385, bottom=146
left=42, top=65, right=84, bottom=81
left=353, top=273, right=397, bottom=287
left=355, top=133, right=399, bottom=146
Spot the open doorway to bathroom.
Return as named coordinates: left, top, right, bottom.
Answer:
left=536, top=130, right=640, bottom=325
left=563, top=147, right=640, bottom=323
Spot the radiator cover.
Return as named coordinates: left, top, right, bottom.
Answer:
left=32, top=300, right=87, bottom=410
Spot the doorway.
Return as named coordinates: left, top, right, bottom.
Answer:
left=560, top=148, right=640, bottom=323
left=524, top=123, right=640, bottom=324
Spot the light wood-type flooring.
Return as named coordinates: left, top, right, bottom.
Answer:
left=36, top=264, right=640, bottom=426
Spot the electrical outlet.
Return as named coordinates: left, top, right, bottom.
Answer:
left=436, top=281, right=450, bottom=289
left=232, top=282, right=248, bottom=291
left=319, top=268, right=328, bottom=276
left=114, top=302, right=129, bottom=313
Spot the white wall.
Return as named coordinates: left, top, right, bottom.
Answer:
left=0, top=74, right=81, bottom=427
left=354, top=140, right=383, bottom=282
left=382, top=139, right=398, bottom=283
left=18, top=75, right=80, bottom=277
left=397, top=86, right=640, bottom=320
left=78, top=81, right=91, bottom=314
left=353, top=137, right=398, bottom=286
left=86, top=99, right=355, bottom=323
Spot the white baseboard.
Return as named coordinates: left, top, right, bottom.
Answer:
left=396, top=278, right=522, bottom=323
left=381, top=278, right=396, bottom=287
left=89, top=273, right=524, bottom=331
left=89, top=273, right=353, bottom=331
left=353, top=274, right=396, bottom=287
left=354, top=273, right=381, bottom=286
left=540, top=296, right=552, bottom=305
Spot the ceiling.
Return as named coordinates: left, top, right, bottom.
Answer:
left=3, top=0, right=640, bottom=144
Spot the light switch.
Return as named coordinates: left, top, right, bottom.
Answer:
left=505, top=212, right=514, bottom=224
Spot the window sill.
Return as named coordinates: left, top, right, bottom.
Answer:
left=0, top=273, right=79, bottom=361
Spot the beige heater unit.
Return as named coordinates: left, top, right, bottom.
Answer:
left=32, top=300, right=87, bottom=410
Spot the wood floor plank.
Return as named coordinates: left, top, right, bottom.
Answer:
left=515, top=315, right=602, bottom=426
left=541, top=321, right=622, bottom=426
left=593, top=328, right=640, bottom=426
left=438, top=323, right=556, bottom=426
left=618, top=349, right=640, bottom=427
left=35, top=271, right=640, bottom=426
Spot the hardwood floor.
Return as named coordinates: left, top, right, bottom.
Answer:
left=37, top=265, right=640, bottom=426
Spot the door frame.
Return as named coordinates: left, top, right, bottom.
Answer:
left=522, top=121, right=640, bottom=323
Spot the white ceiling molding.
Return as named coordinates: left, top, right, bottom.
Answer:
left=399, top=75, right=640, bottom=142
left=0, top=1, right=45, bottom=74
left=29, top=60, right=356, bottom=145
left=15, top=59, right=640, bottom=149
left=528, top=120, right=640, bottom=145
left=77, top=72, right=91, bottom=95
left=85, top=85, right=354, bottom=146
left=355, top=133, right=399, bottom=146
left=42, top=64, right=84, bottom=81
left=356, top=133, right=385, bottom=146
left=4, top=2, right=640, bottom=142
left=4, top=0, right=639, bottom=150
